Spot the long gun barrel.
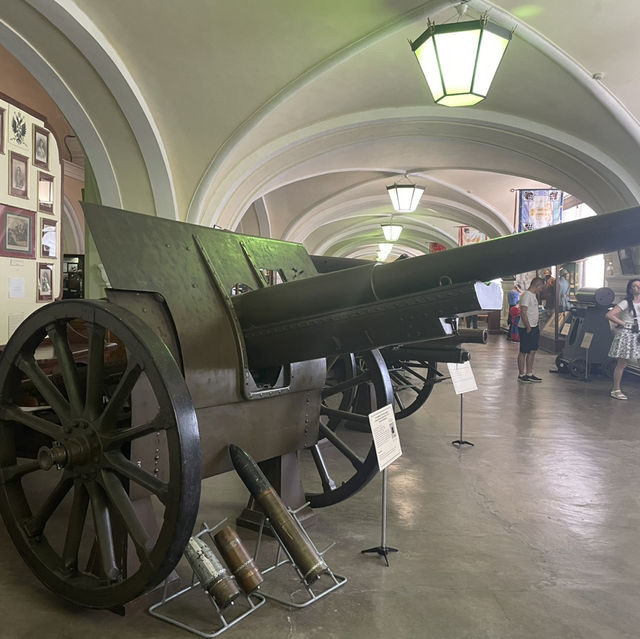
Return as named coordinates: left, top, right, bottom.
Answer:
left=233, top=206, right=640, bottom=366
left=84, top=204, right=640, bottom=370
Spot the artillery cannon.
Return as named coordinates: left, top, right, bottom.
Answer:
left=311, top=254, right=486, bottom=418
left=0, top=203, right=639, bottom=610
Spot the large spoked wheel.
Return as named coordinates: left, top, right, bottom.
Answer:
left=0, top=300, right=201, bottom=609
left=386, top=358, right=440, bottom=420
left=304, top=349, right=392, bottom=508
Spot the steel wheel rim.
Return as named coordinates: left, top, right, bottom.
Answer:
left=387, top=359, right=439, bottom=420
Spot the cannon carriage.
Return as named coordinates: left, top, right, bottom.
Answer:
left=0, top=203, right=639, bottom=609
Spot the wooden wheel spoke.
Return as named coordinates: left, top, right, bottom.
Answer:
left=390, top=370, right=420, bottom=392
left=85, top=324, right=107, bottom=420
left=16, top=354, right=70, bottom=419
left=0, top=404, right=63, bottom=440
left=310, top=444, right=336, bottom=492
left=318, top=423, right=364, bottom=470
left=398, top=363, right=428, bottom=383
left=101, top=414, right=168, bottom=450
left=62, top=482, right=90, bottom=572
left=104, top=452, right=169, bottom=504
left=0, top=459, right=41, bottom=483
left=99, top=361, right=143, bottom=428
left=24, top=475, right=74, bottom=538
left=393, top=390, right=406, bottom=412
left=321, top=371, right=369, bottom=399
left=85, top=481, right=120, bottom=581
left=47, top=322, right=83, bottom=415
left=100, top=470, right=152, bottom=562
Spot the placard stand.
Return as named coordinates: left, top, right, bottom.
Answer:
left=361, top=468, right=398, bottom=566
left=447, top=362, right=477, bottom=448
left=148, top=520, right=266, bottom=638
left=361, top=404, right=402, bottom=565
left=254, top=503, right=346, bottom=607
left=451, top=393, right=473, bottom=448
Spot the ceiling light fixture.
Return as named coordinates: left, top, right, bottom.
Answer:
left=386, top=176, right=425, bottom=213
left=381, top=215, right=403, bottom=242
left=377, top=242, right=394, bottom=261
left=410, top=10, right=512, bottom=107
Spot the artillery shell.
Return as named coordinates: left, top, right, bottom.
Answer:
left=184, top=536, right=241, bottom=608
left=229, top=444, right=328, bottom=584
left=214, top=526, right=264, bottom=594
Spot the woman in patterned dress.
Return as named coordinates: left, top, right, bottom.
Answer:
left=605, top=279, right=640, bottom=400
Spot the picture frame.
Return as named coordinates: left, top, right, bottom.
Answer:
left=9, top=151, right=28, bottom=198
left=0, top=107, right=5, bottom=154
left=37, top=262, right=54, bottom=302
left=38, top=172, right=54, bottom=213
left=9, top=107, right=28, bottom=148
left=33, top=125, right=49, bottom=169
left=40, top=218, right=57, bottom=258
left=0, top=205, right=36, bottom=258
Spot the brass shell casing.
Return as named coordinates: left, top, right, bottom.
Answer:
left=184, top=536, right=241, bottom=608
left=257, top=489, right=327, bottom=584
left=214, top=526, right=264, bottom=594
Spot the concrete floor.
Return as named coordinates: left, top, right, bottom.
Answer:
left=2, top=335, right=640, bottom=638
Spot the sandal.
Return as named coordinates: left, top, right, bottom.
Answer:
left=610, top=390, right=628, bottom=400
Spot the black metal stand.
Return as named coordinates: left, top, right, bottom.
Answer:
left=148, top=520, right=266, bottom=638
left=452, top=394, right=474, bottom=448
left=361, top=469, right=398, bottom=566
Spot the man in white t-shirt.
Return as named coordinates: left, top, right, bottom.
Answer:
left=517, top=277, right=546, bottom=383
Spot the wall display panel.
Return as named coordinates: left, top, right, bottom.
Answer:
left=9, top=151, right=28, bottom=199
left=37, top=262, right=54, bottom=302
left=32, top=125, right=49, bottom=169
left=8, top=106, right=29, bottom=150
left=40, top=218, right=57, bottom=258
left=37, top=172, right=54, bottom=213
left=0, top=205, right=35, bottom=258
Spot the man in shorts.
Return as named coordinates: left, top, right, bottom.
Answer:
left=517, top=277, right=545, bottom=383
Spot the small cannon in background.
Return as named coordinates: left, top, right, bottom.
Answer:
left=0, top=203, right=639, bottom=610
left=554, top=287, right=617, bottom=378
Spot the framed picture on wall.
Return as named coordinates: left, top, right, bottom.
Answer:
left=38, top=172, right=54, bottom=213
left=0, top=107, right=5, bottom=154
left=40, top=218, right=57, bottom=258
left=33, top=125, right=49, bottom=169
left=37, top=262, right=54, bottom=302
left=0, top=205, right=36, bottom=258
left=9, top=151, right=28, bottom=198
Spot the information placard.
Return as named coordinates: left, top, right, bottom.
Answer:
left=446, top=361, right=478, bottom=395
left=581, top=332, right=594, bottom=349
left=368, top=404, right=402, bottom=471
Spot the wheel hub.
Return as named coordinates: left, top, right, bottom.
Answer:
left=37, top=422, right=100, bottom=471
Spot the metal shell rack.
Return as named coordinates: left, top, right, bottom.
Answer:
left=148, top=521, right=266, bottom=638
left=254, top=503, right=347, bottom=607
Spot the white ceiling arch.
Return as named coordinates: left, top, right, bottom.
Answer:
left=197, top=109, right=640, bottom=238
left=2, top=0, right=639, bottom=264
left=310, top=219, right=459, bottom=257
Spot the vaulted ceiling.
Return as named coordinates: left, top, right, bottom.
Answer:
left=2, top=0, right=639, bottom=260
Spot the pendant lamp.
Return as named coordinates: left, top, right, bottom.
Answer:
left=410, top=16, right=512, bottom=107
